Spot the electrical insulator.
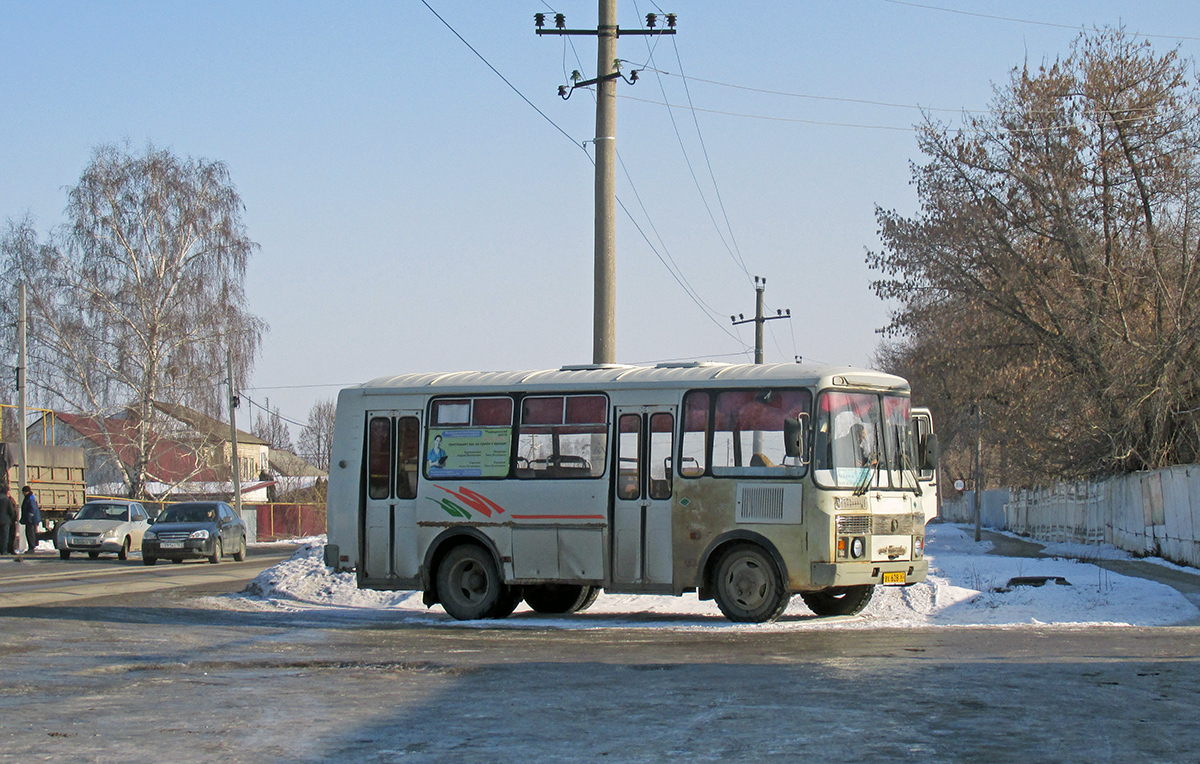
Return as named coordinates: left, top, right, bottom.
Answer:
left=630, top=70, right=638, bottom=83
left=534, top=12, right=545, bottom=28
left=558, top=85, right=568, bottom=97
left=645, top=13, right=657, bottom=28
left=666, top=13, right=677, bottom=28
left=554, top=13, right=565, bottom=29
left=231, top=395, right=240, bottom=409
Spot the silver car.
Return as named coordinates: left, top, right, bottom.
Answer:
left=57, top=500, right=152, bottom=560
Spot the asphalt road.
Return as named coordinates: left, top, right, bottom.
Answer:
left=2, top=548, right=1200, bottom=763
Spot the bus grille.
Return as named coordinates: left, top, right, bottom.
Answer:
left=837, top=514, right=921, bottom=535
left=738, top=486, right=785, bottom=521
left=836, top=515, right=870, bottom=534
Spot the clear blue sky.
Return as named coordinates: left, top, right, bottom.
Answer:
left=2, top=1, right=1197, bottom=435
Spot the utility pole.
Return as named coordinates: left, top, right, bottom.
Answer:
left=227, top=349, right=242, bottom=519
left=732, top=277, right=791, bottom=454
left=730, top=277, right=791, bottom=365
left=536, top=4, right=676, bottom=364
left=973, top=402, right=983, bottom=543
left=17, top=283, right=27, bottom=493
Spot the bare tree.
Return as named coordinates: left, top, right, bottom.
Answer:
left=297, top=398, right=336, bottom=472
left=253, top=405, right=293, bottom=454
left=870, top=30, right=1200, bottom=480
left=0, top=142, right=266, bottom=498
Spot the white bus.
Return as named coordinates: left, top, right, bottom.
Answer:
left=324, top=361, right=939, bottom=623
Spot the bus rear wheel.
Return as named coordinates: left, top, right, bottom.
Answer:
left=800, top=585, right=875, bottom=617
left=713, top=543, right=790, bottom=623
left=523, top=584, right=599, bottom=614
left=437, top=544, right=513, bottom=620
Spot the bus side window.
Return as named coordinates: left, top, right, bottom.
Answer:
left=396, top=417, right=420, bottom=499
left=367, top=416, right=392, bottom=500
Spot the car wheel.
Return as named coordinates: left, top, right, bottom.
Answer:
left=208, top=539, right=222, bottom=564
left=143, top=556, right=157, bottom=566
left=232, top=534, right=246, bottom=562
left=59, top=549, right=70, bottom=560
left=88, top=551, right=100, bottom=559
left=712, top=543, right=791, bottom=623
left=171, top=558, right=183, bottom=564
left=117, top=537, right=130, bottom=561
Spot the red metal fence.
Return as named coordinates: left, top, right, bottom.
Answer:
left=251, top=503, right=326, bottom=542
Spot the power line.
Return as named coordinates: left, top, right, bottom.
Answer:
left=425, top=1, right=747, bottom=354
left=420, top=0, right=585, bottom=151
left=669, top=35, right=753, bottom=281
left=881, top=0, right=1200, bottom=42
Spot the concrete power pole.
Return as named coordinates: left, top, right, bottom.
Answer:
left=17, top=283, right=27, bottom=492
left=537, top=3, right=676, bottom=365
left=731, top=277, right=791, bottom=365
left=227, top=349, right=242, bottom=519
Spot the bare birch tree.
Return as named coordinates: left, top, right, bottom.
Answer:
left=871, top=30, right=1200, bottom=480
left=0, top=142, right=266, bottom=498
left=253, top=405, right=293, bottom=454
left=297, top=398, right=336, bottom=472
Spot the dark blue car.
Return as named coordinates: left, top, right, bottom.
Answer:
left=141, top=501, right=247, bottom=565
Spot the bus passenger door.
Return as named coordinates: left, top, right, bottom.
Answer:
left=361, top=411, right=422, bottom=582
left=612, top=407, right=675, bottom=587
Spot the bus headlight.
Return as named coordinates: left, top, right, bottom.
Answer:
left=850, top=537, right=866, bottom=559
left=913, top=536, right=924, bottom=559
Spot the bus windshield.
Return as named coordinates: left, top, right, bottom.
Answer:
left=813, top=391, right=917, bottom=491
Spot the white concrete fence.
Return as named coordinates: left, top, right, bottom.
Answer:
left=940, top=463, right=1200, bottom=569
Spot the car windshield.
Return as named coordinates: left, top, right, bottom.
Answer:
left=158, top=505, right=218, bottom=523
left=75, top=504, right=129, bottom=522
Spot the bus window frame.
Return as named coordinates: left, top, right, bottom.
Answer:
left=678, top=387, right=812, bottom=480
left=811, top=390, right=918, bottom=493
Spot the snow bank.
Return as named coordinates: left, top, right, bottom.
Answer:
left=216, top=524, right=1198, bottom=629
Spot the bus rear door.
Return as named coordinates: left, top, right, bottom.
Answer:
left=362, top=410, right=422, bottom=583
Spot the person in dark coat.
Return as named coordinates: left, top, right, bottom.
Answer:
left=0, top=489, right=16, bottom=555
left=19, top=486, right=40, bottom=554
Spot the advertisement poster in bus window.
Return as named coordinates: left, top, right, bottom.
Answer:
left=427, top=427, right=512, bottom=478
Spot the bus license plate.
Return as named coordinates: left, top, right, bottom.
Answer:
left=161, top=541, right=184, bottom=549
left=882, top=571, right=906, bottom=584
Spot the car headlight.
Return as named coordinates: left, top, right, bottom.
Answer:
left=143, top=530, right=156, bottom=540
left=189, top=529, right=210, bottom=540
left=101, top=528, right=119, bottom=539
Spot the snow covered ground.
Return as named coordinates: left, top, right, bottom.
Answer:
left=217, top=524, right=1199, bottom=629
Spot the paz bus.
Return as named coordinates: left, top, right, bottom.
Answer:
left=324, top=361, right=938, bottom=623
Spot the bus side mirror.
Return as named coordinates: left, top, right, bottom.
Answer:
left=784, top=414, right=808, bottom=462
left=920, top=432, right=939, bottom=471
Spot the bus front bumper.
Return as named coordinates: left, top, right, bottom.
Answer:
left=810, top=559, right=929, bottom=588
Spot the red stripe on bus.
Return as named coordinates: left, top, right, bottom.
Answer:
left=510, top=515, right=606, bottom=520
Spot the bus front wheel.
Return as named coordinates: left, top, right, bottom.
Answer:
left=713, top=543, right=790, bottom=623
left=800, top=585, right=875, bottom=617
left=436, top=544, right=512, bottom=620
